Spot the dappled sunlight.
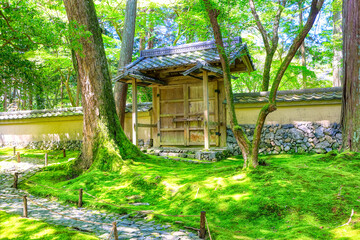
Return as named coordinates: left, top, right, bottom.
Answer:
left=162, top=181, right=187, bottom=196
left=0, top=211, right=96, bottom=239
left=232, top=173, right=247, bottom=181
left=331, top=225, right=360, bottom=238
left=219, top=193, right=250, bottom=201
left=8, top=147, right=360, bottom=239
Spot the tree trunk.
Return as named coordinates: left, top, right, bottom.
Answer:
left=59, top=68, right=76, bottom=107
left=63, top=0, right=143, bottom=171
left=60, top=79, right=64, bottom=108
left=29, top=88, right=32, bottom=110
left=203, top=0, right=253, bottom=167
left=114, top=0, right=137, bottom=129
left=299, top=0, right=307, bottom=88
left=35, top=85, right=45, bottom=110
left=341, top=0, right=360, bottom=151
left=204, top=0, right=324, bottom=168
left=71, top=48, right=82, bottom=106
left=333, top=0, right=342, bottom=87
left=3, top=90, right=7, bottom=111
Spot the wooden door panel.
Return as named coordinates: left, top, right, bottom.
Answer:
left=158, top=81, right=220, bottom=147
left=160, top=87, right=183, bottom=100
left=159, top=86, right=185, bottom=146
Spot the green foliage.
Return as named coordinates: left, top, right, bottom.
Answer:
left=0, top=0, right=338, bottom=111
left=10, top=147, right=359, bottom=239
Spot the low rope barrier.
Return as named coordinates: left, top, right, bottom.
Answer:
left=27, top=196, right=109, bottom=226
left=205, top=216, right=212, bottom=240
left=82, top=190, right=132, bottom=208
left=27, top=180, right=78, bottom=192
left=18, top=168, right=44, bottom=185
left=107, top=227, right=114, bottom=240
left=2, top=151, right=211, bottom=239
left=26, top=181, right=201, bottom=218
left=0, top=196, right=22, bottom=199
left=138, top=210, right=200, bottom=218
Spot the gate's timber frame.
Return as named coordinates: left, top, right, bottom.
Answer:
left=113, top=37, right=255, bottom=149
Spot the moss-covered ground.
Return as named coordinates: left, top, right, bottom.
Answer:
left=1, top=147, right=360, bottom=239
left=0, top=211, right=98, bottom=239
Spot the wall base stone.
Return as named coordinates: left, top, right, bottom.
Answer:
left=226, top=122, right=342, bottom=155
left=1, top=140, right=83, bottom=151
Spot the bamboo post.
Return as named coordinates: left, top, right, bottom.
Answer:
left=63, top=148, right=66, bottom=158
left=78, top=188, right=83, bottom=208
left=45, top=153, right=48, bottom=166
left=13, top=146, right=16, bottom=155
left=13, top=172, right=18, bottom=189
left=113, top=222, right=118, bottom=240
left=199, top=211, right=206, bottom=239
left=17, top=152, right=20, bottom=163
left=23, top=195, right=28, bottom=218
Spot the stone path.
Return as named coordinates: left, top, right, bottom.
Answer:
left=0, top=157, right=200, bottom=240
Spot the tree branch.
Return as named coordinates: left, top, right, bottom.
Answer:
left=249, top=0, right=270, bottom=53
left=269, top=0, right=324, bottom=103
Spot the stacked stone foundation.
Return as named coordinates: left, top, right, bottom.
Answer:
left=227, top=122, right=342, bottom=155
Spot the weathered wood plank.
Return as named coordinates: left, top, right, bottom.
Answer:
left=203, top=71, right=210, bottom=150
left=137, top=123, right=157, bottom=128
left=132, top=78, right=138, bottom=146
left=214, top=80, right=220, bottom=146
left=184, top=84, right=189, bottom=146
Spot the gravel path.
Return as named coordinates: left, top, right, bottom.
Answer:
left=0, top=157, right=200, bottom=240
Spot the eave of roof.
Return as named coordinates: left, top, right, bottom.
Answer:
left=232, top=87, right=342, bottom=104
left=113, top=37, right=255, bottom=84
left=0, top=103, right=153, bottom=121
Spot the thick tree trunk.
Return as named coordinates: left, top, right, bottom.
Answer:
left=341, top=0, right=360, bottom=151
left=114, top=0, right=137, bottom=129
left=333, top=0, right=343, bottom=87
left=63, top=0, right=142, bottom=171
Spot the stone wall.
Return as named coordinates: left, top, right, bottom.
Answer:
left=226, top=122, right=342, bottom=155
left=24, top=140, right=82, bottom=151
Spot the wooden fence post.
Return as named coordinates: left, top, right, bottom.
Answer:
left=23, top=195, right=28, bottom=218
left=13, top=146, right=16, bottom=155
left=17, top=152, right=20, bottom=163
left=45, top=153, right=48, bottom=166
left=199, top=211, right=206, bottom=239
left=13, top=172, right=18, bottom=189
left=78, top=188, right=83, bottom=208
left=112, top=222, right=118, bottom=240
left=63, top=148, right=66, bottom=158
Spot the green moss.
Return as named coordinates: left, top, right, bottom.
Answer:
left=0, top=211, right=98, bottom=239
left=5, top=148, right=359, bottom=239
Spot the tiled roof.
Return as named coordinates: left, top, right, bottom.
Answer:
left=233, top=87, right=342, bottom=104
left=0, top=103, right=152, bottom=121
left=113, top=37, right=254, bottom=83
left=0, top=107, right=83, bottom=121
left=0, top=88, right=342, bottom=121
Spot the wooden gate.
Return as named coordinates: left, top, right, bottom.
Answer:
left=157, top=82, right=220, bottom=147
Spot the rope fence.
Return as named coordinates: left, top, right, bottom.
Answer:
left=1, top=148, right=212, bottom=239
left=0, top=193, right=209, bottom=239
